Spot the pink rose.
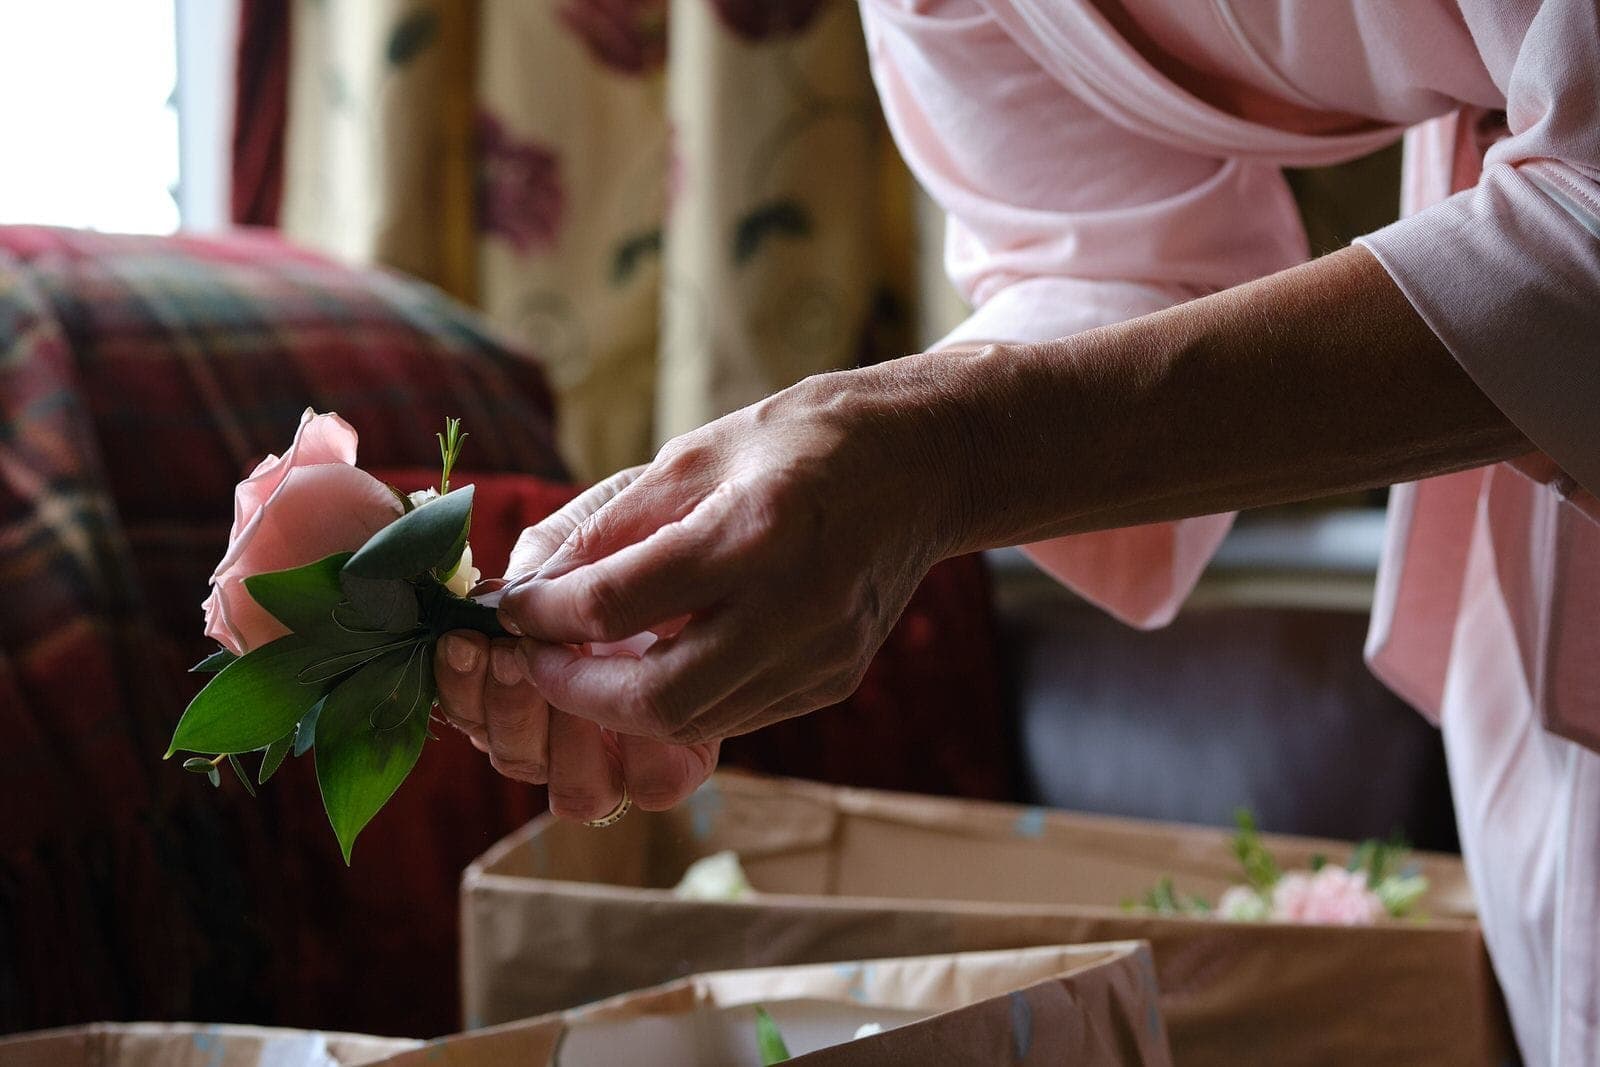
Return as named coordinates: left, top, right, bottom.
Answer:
left=1271, top=867, right=1386, bottom=925
left=203, top=410, right=401, bottom=655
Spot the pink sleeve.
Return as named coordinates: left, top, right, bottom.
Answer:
left=860, top=0, right=1308, bottom=627
left=1355, top=1, right=1600, bottom=499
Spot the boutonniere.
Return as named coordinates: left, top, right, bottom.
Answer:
left=1129, top=810, right=1430, bottom=925
left=168, top=410, right=505, bottom=862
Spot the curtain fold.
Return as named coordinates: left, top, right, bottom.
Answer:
left=269, top=0, right=939, bottom=480
left=231, top=0, right=291, bottom=227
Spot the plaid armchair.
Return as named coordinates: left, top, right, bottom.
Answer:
left=0, top=227, right=1008, bottom=1037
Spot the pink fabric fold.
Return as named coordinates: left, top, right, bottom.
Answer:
left=860, top=2, right=1600, bottom=1059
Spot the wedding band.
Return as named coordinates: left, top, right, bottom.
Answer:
left=584, top=787, right=632, bottom=828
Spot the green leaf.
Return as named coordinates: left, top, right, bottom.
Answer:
left=1231, top=809, right=1280, bottom=892
left=756, top=1007, right=791, bottom=1065
left=298, top=636, right=420, bottom=685
left=373, top=642, right=435, bottom=730
left=182, top=757, right=216, bottom=775
left=168, top=637, right=329, bottom=757
left=388, top=483, right=416, bottom=513
left=335, top=578, right=421, bottom=634
left=344, top=485, right=474, bottom=581
left=191, top=648, right=238, bottom=674
left=207, top=766, right=221, bottom=788
left=425, top=587, right=510, bottom=638
left=243, top=552, right=353, bottom=637
left=227, top=753, right=258, bottom=797
left=314, top=647, right=434, bottom=863
left=294, top=698, right=325, bottom=757
left=259, top=730, right=294, bottom=784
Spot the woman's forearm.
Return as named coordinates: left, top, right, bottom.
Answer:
left=847, top=245, right=1532, bottom=556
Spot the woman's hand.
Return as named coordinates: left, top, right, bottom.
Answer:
left=498, top=369, right=969, bottom=746
left=433, top=470, right=720, bottom=820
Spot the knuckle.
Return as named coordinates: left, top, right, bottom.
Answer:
left=488, top=754, right=548, bottom=783
left=630, top=775, right=689, bottom=811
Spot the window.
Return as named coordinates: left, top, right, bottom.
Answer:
left=0, top=0, right=236, bottom=234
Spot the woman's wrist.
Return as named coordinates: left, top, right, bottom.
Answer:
left=801, top=347, right=1028, bottom=565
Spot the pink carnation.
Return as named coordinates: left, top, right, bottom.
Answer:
left=203, top=410, right=401, bottom=655
left=1271, top=867, right=1386, bottom=926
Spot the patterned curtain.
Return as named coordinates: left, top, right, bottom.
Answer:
left=277, top=0, right=950, bottom=481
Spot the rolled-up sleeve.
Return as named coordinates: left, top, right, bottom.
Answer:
left=861, top=0, right=1308, bottom=626
left=1355, top=2, right=1600, bottom=498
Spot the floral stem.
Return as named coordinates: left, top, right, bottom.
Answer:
left=437, top=417, right=467, bottom=495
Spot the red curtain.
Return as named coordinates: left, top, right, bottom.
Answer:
left=230, top=0, right=290, bottom=226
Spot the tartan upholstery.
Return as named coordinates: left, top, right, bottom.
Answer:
left=0, top=226, right=1010, bottom=1038
left=0, top=227, right=568, bottom=1036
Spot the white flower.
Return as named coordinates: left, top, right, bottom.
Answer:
left=407, top=489, right=480, bottom=596
left=673, top=851, right=755, bottom=901
left=1217, top=884, right=1271, bottom=922
left=444, top=541, right=481, bottom=598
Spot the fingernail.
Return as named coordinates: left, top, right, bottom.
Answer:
left=490, top=645, right=524, bottom=686
left=443, top=634, right=479, bottom=673
left=497, top=609, right=525, bottom=637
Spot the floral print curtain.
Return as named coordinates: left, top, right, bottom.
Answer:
left=280, top=0, right=947, bottom=480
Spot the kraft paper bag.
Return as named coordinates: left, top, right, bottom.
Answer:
left=0, top=1023, right=419, bottom=1067
left=461, top=771, right=1512, bottom=1067
left=381, top=943, right=1169, bottom=1066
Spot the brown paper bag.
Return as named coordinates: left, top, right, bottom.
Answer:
left=462, top=771, right=1512, bottom=1066
left=382, top=943, right=1169, bottom=1066
left=0, top=1023, right=418, bottom=1067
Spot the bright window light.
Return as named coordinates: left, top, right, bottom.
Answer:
left=0, top=1, right=181, bottom=234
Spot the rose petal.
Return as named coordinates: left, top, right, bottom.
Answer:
left=229, top=410, right=363, bottom=541
left=204, top=462, right=401, bottom=652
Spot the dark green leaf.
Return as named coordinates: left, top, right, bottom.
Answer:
left=207, top=766, right=221, bottom=788
left=756, top=1007, right=791, bottom=1065
left=425, top=589, right=509, bottom=638
left=298, top=636, right=419, bottom=685
left=191, top=648, right=238, bottom=674
left=733, top=199, right=812, bottom=265
left=344, top=485, right=473, bottom=581
left=387, top=483, right=416, bottom=513
left=182, top=757, right=216, bottom=774
left=372, top=642, right=434, bottom=730
left=294, top=698, right=325, bottom=757
left=314, top=648, right=433, bottom=863
left=333, top=579, right=420, bottom=634
left=259, top=730, right=294, bottom=784
left=243, top=552, right=353, bottom=637
left=227, top=753, right=258, bottom=797
left=168, top=637, right=329, bottom=757
left=386, top=8, right=438, bottom=66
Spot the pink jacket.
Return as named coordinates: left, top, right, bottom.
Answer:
left=861, top=0, right=1600, bottom=748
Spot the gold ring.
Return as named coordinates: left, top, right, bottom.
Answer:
left=584, top=787, right=632, bottom=828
